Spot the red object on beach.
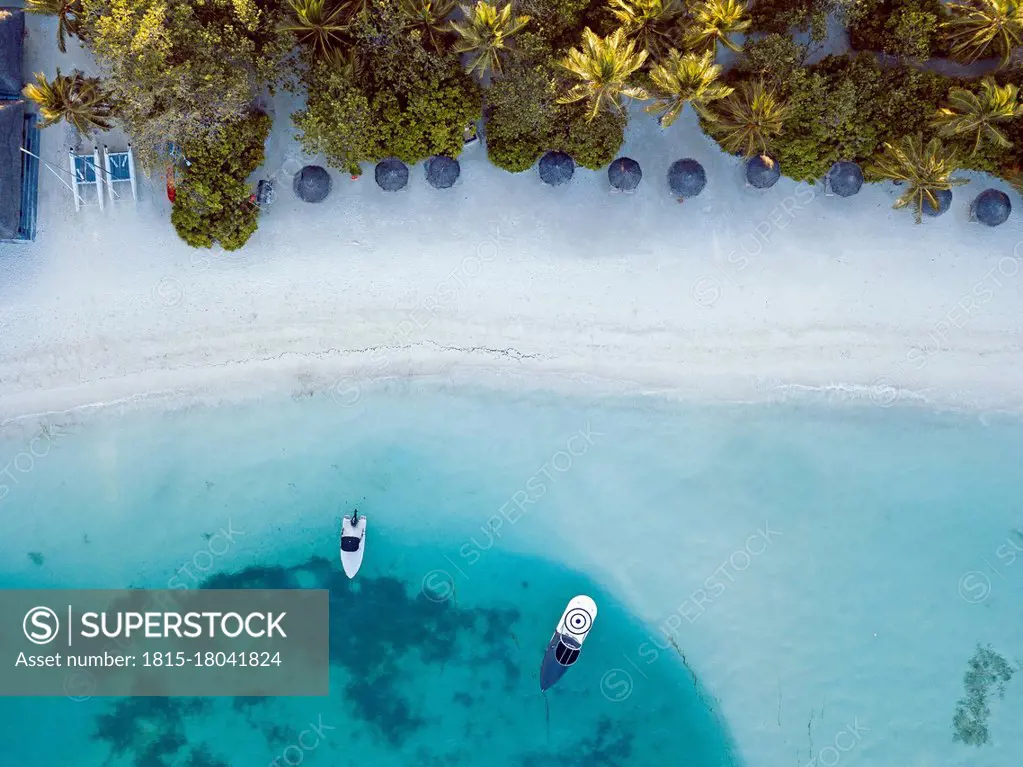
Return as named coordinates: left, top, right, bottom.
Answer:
left=166, top=165, right=176, bottom=203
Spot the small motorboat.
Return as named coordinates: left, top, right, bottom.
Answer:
left=340, top=510, right=366, bottom=579
left=539, top=595, right=597, bottom=691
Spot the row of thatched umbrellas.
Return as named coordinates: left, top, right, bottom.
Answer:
left=292, top=151, right=1012, bottom=227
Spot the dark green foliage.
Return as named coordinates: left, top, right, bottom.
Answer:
left=728, top=54, right=950, bottom=181
left=485, top=64, right=559, bottom=171
left=560, top=105, right=626, bottom=168
left=370, top=72, right=482, bottom=164
left=952, top=644, right=1015, bottom=746
left=292, top=0, right=481, bottom=172
left=519, top=0, right=597, bottom=50
left=294, top=62, right=481, bottom=170
left=848, top=0, right=950, bottom=59
left=484, top=62, right=626, bottom=171
left=749, top=0, right=832, bottom=41
left=293, top=65, right=377, bottom=175
left=171, top=113, right=270, bottom=251
left=737, top=33, right=808, bottom=90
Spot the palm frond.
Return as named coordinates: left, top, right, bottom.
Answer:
left=557, top=27, right=649, bottom=121
left=866, top=133, right=968, bottom=223
left=645, top=48, right=732, bottom=127
left=707, top=78, right=787, bottom=156
left=683, top=0, right=750, bottom=56
left=942, top=0, right=1023, bottom=67
left=450, top=1, right=530, bottom=79
left=22, top=69, right=117, bottom=135
left=933, top=77, right=1023, bottom=153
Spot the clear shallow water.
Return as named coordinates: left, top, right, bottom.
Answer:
left=1, top=385, right=1022, bottom=767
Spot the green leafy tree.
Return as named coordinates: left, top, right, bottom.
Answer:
left=707, top=77, right=788, bottom=156
left=943, top=0, right=1023, bottom=66
left=280, top=0, right=351, bottom=56
left=645, top=49, right=732, bottom=127
left=885, top=5, right=940, bottom=59
left=749, top=0, right=846, bottom=41
left=559, top=104, right=627, bottom=167
left=484, top=63, right=559, bottom=170
left=22, top=69, right=116, bottom=133
left=24, top=0, right=84, bottom=53
left=171, top=112, right=271, bottom=251
left=934, top=78, right=1023, bottom=153
left=80, top=0, right=291, bottom=164
left=684, top=0, right=751, bottom=54
left=401, top=0, right=457, bottom=52
left=558, top=27, right=648, bottom=120
left=450, top=1, right=530, bottom=78
left=293, top=64, right=379, bottom=174
left=867, top=133, right=968, bottom=222
left=609, top=0, right=685, bottom=60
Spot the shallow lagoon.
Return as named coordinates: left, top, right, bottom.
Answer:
left=1, top=385, right=1021, bottom=767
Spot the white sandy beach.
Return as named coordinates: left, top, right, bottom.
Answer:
left=3, top=20, right=1023, bottom=422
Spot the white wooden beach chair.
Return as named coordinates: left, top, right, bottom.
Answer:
left=69, top=147, right=104, bottom=212
left=103, top=144, right=137, bottom=204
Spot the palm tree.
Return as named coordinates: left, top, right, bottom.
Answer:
left=449, top=1, right=530, bottom=79
left=867, top=134, right=968, bottom=223
left=22, top=69, right=116, bottom=134
left=645, top=49, right=732, bottom=128
left=708, top=78, right=787, bottom=156
left=401, top=0, right=457, bottom=52
left=24, top=0, right=84, bottom=54
left=933, top=78, right=1023, bottom=153
left=942, top=0, right=1023, bottom=67
left=280, top=0, right=351, bottom=56
left=609, top=0, right=686, bottom=60
left=684, top=0, right=751, bottom=55
left=558, top=28, right=649, bottom=120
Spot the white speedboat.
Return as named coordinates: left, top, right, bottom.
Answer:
left=340, top=510, right=366, bottom=579
left=539, top=595, right=597, bottom=691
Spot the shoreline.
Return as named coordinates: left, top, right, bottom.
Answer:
left=2, top=341, right=1023, bottom=432
left=3, top=20, right=1023, bottom=426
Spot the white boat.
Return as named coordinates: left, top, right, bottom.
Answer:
left=340, top=511, right=366, bottom=579
left=539, top=595, right=597, bottom=691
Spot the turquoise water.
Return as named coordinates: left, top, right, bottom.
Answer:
left=1, top=385, right=1022, bottom=766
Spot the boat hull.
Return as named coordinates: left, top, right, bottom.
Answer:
left=340, top=516, right=366, bottom=579
left=538, top=595, right=597, bottom=691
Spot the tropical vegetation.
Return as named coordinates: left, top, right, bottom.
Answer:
left=23, top=0, right=84, bottom=53
left=20, top=0, right=1023, bottom=246
left=867, top=133, right=969, bottom=222
left=22, top=69, right=116, bottom=133
left=171, top=113, right=273, bottom=250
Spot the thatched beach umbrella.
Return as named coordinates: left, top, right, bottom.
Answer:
left=827, top=161, right=863, bottom=197
left=668, top=158, right=707, bottom=198
left=970, top=188, right=1011, bottom=227
left=538, top=151, right=574, bottom=186
left=746, top=154, right=781, bottom=189
left=922, top=188, right=953, bottom=217
left=293, top=165, right=332, bottom=203
left=608, top=157, right=642, bottom=191
left=375, top=158, right=409, bottom=191
left=425, top=156, right=460, bottom=189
